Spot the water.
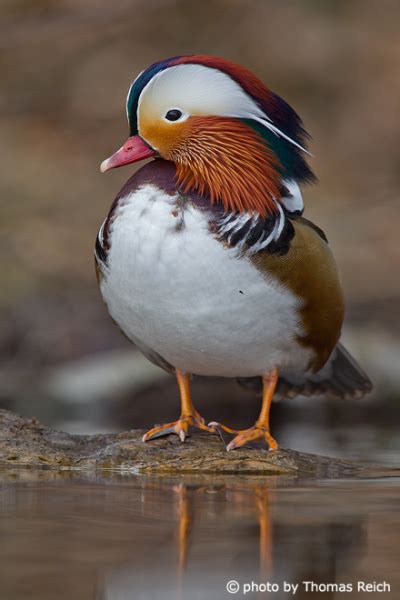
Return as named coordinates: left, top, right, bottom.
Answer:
left=1, top=388, right=399, bottom=599
left=0, top=469, right=398, bottom=599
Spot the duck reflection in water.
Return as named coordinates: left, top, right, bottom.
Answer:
left=99, top=479, right=365, bottom=600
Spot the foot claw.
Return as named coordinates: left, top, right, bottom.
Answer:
left=210, top=423, right=278, bottom=451
left=142, top=423, right=177, bottom=442
left=226, top=439, right=238, bottom=452
left=207, top=421, right=236, bottom=434
left=143, top=415, right=216, bottom=444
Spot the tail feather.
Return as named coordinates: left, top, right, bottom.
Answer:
left=237, top=343, right=373, bottom=401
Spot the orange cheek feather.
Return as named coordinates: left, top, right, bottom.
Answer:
left=140, top=116, right=282, bottom=217
left=139, top=112, right=186, bottom=156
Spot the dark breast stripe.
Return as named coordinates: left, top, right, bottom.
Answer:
left=95, top=222, right=108, bottom=267
left=215, top=207, right=295, bottom=256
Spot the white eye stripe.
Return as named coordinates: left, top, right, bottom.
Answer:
left=136, top=63, right=308, bottom=154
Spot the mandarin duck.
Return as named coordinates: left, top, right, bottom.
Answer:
left=96, top=55, right=372, bottom=451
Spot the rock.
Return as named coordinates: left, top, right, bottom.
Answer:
left=0, top=409, right=387, bottom=477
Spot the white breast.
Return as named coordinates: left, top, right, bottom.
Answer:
left=99, top=184, right=311, bottom=377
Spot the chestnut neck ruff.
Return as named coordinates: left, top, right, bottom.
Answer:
left=167, top=117, right=284, bottom=218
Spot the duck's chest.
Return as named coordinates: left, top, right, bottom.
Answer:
left=97, top=184, right=307, bottom=376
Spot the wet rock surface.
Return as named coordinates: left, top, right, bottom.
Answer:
left=0, top=409, right=386, bottom=477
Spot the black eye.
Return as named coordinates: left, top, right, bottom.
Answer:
left=165, top=109, right=183, bottom=122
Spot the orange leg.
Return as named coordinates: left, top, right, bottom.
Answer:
left=142, top=369, right=216, bottom=443
left=209, top=368, right=279, bottom=451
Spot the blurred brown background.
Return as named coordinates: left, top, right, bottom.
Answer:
left=1, top=0, right=399, bottom=451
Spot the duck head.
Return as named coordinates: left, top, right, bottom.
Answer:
left=101, top=55, right=315, bottom=216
